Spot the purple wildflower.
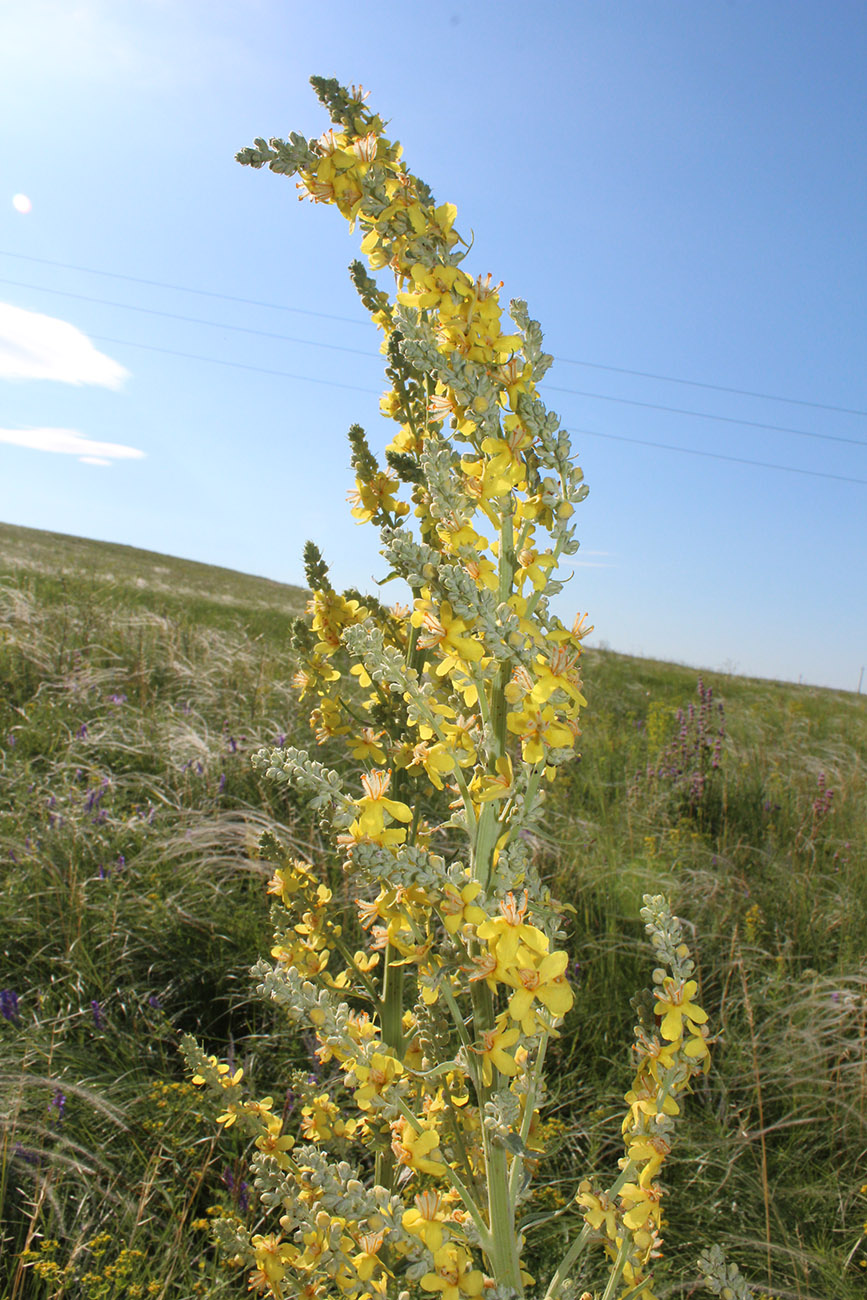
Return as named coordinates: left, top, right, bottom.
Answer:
left=48, top=1090, right=66, bottom=1127
left=90, top=1000, right=104, bottom=1030
left=14, top=1144, right=42, bottom=1167
left=1, top=989, right=20, bottom=1022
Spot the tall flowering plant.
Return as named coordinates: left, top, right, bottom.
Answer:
left=183, top=78, right=722, bottom=1300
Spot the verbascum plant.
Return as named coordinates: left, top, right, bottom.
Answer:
left=182, top=77, right=732, bottom=1300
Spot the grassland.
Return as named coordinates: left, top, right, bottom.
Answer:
left=1, top=520, right=865, bottom=1299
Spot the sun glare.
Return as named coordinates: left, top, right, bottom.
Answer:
left=12, top=194, right=32, bottom=214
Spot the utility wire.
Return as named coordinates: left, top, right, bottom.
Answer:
left=0, top=277, right=374, bottom=360
left=2, top=248, right=865, bottom=418
left=3, top=274, right=866, bottom=451
left=569, top=427, right=867, bottom=487
left=554, top=354, right=867, bottom=418
left=87, top=331, right=867, bottom=487
left=90, top=333, right=380, bottom=396
left=546, top=383, right=867, bottom=449
left=0, top=251, right=367, bottom=326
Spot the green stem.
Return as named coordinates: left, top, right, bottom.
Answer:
left=599, top=1234, right=630, bottom=1300
left=469, top=977, right=524, bottom=1295
left=374, top=941, right=404, bottom=1192
left=327, top=932, right=382, bottom=1006
left=508, top=1027, right=550, bottom=1209
left=541, top=1224, right=591, bottom=1300
left=440, top=982, right=476, bottom=1058
left=543, top=1161, right=636, bottom=1300
left=392, top=1096, right=492, bottom=1252
left=374, top=591, right=426, bottom=1190
left=471, top=497, right=520, bottom=888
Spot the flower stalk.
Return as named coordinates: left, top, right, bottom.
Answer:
left=180, top=76, right=739, bottom=1300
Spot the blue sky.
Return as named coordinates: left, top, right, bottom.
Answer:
left=1, top=0, right=865, bottom=692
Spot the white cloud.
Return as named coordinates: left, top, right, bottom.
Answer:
left=0, top=302, right=129, bottom=388
left=0, top=427, right=145, bottom=466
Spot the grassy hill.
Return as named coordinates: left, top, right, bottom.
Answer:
left=1, top=521, right=865, bottom=1299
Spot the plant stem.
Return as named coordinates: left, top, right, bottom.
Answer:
left=508, top=1027, right=550, bottom=1209
left=469, top=976, right=524, bottom=1294
left=541, top=1224, right=591, bottom=1300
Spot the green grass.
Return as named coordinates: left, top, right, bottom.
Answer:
left=1, top=520, right=865, bottom=1299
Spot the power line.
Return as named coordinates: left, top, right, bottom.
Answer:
left=4, top=274, right=865, bottom=451
left=545, top=383, right=867, bottom=449
left=569, top=427, right=867, bottom=486
left=0, top=277, right=375, bottom=361
left=554, top=354, right=867, bottom=418
left=2, top=247, right=865, bottom=418
left=90, top=333, right=380, bottom=396
left=89, top=331, right=867, bottom=486
left=0, top=250, right=367, bottom=326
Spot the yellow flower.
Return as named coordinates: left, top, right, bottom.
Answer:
left=506, top=948, right=573, bottom=1033
left=439, top=880, right=486, bottom=935
left=529, top=645, right=587, bottom=709
left=254, top=1126, right=296, bottom=1170
left=506, top=702, right=575, bottom=765
left=352, top=1049, right=403, bottom=1111
left=515, top=543, right=557, bottom=593
left=391, top=1115, right=445, bottom=1176
left=250, top=1234, right=297, bottom=1289
left=347, top=471, right=409, bottom=523
left=471, top=755, right=514, bottom=803
left=476, top=891, right=548, bottom=967
left=292, top=656, right=340, bottom=699
left=352, top=1230, right=388, bottom=1283
left=307, top=588, right=368, bottom=655
left=623, top=1072, right=680, bottom=1131
left=576, top=1182, right=619, bottom=1241
left=412, top=596, right=484, bottom=677
left=420, top=1245, right=485, bottom=1300
left=479, top=423, right=533, bottom=491
left=301, top=1093, right=355, bottom=1142
left=653, top=977, right=708, bottom=1042
left=472, top=1013, right=520, bottom=1086
left=348, top=728, right=388, bottom=764
left=402, top=1190, right=449, bottom=1253
left=626, top=1133, right=671, bottom=1188
left=352, top=770, right=413, bottom=839
left=618, top=1181, right=663, bottom=1232
left=406, top=740, right=457, bottom=790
